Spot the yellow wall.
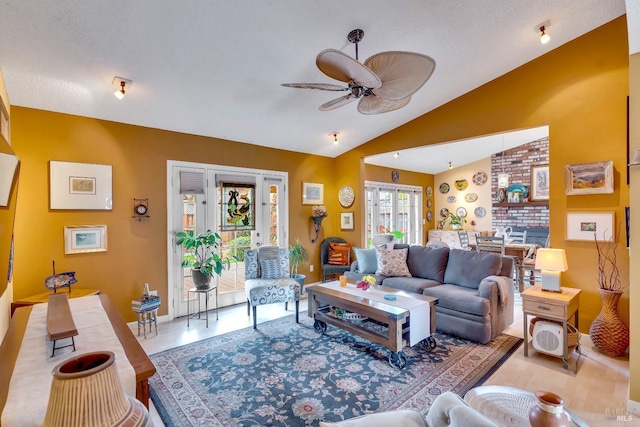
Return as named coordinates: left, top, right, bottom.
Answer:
left=10, top=109, right=341, bottom=321
left=628, top=51, right=639, bottom=407
left=340, top=17, right=630, bottom=330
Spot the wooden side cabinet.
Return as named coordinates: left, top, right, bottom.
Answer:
left=521, top=285, right=581, bottom=373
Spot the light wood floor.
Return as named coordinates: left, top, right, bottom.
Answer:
left=131, top=293, right=634, bottom=427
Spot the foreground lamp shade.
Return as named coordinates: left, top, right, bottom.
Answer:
left=535, top=248, right=568, bottom=292
left=43, top=351, right=152, bottom=427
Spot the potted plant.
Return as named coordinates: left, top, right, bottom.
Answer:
left=175, top=229, right=235, bottom=290
left=441, top=212, right=467, bottom=230
left=289, top=238, right=309, bottom=288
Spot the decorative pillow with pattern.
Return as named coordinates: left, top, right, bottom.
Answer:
left=260, top=259, right=284, bottom=279
left=375, top=247, right=411, bottom=277
left=328, top=242, right=351, bottom=265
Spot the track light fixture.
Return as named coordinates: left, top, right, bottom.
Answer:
left=448, top=161, right=452, bottom=170
left=540, top=26, right=550, bottom=44
left=112, top=76, right=132, bottom=100
left=394, top=152, right=399, bottom=158
left=330, top=132, right=339, bottom=145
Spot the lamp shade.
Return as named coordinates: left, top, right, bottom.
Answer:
left=535, top=248, right=568, bottom=271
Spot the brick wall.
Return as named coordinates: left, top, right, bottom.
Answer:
left=491, top=137, right=549, bottom=229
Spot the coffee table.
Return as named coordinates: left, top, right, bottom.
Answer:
left=306, top=281, right=438, bottom=369
left=464, top=385, right=589, bottom=427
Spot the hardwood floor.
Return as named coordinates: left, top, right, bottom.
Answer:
left=131, top=292, right=634, bottom=427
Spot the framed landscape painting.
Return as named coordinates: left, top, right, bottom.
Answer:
left=64, top=225, right=107, bottom=254
left=302, top=182, right=323, bottom=205
left=566, top=212, right=615, bottom=241
left=565, top=160, right=613, bottom=195
left=50, top=161, right=113, bottom=209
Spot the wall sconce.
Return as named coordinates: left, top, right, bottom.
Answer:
left=535, top=248, right=568, bottom=292
left=310, top=216, right=324, bottom=243
left=112, top=76, right=132, bottom=100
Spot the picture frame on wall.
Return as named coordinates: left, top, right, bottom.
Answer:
left=50, top=161, right=113, bottom=210
left=302, top=182, right=323, bottom=205
left=530, top=164, right=549, bottom=201
left=565, top=160, right=614, bottom=195
left=340, top=212, right=354, bottom=230
left=64, top=225, right=107, bottom=254
left=565, top=212, right=615, bottom=242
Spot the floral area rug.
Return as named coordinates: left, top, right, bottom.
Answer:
left=149, top=314, right=521, bottom=426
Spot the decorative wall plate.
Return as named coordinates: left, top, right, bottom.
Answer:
left=456, top=207, right=467, bottom=218
left=426, top=199, right=432, bottom=208
left=439, top=183, right=450, bottom=194
left=426, top=186, right=433, bottom=197
left=472, top=172, right=488, bottom=186
left=440, top=208, right=449, bottom=218
left=447, top=195, right=456, bottom=203
left=474, top=207, right=486, bottom=218
left=338, top=185, right=355, bottom=208
left=464, top=193, right=478, bottom=203
left=427, top=210, right=433, bottom=221
left=392, top=170, right=400, bottom=183
left=454, top=179, right=468, bottom=191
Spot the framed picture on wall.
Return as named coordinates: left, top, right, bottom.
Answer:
left=530, top=164, right=549, bottom=201
left=64, top=225, right=107, bottom=254
left=50, top=161, right=113, bottom=209
left=565, top=161, right=614, bottom=195
left=340, top=212, right=354, bottom=230
left=302, top=182, right=323, bottom=205
left=565, top=212, right=615, bottom=242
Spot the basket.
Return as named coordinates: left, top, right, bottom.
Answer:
left=329, top=306, right=367, bottom=322
left=529, top=317, right=580, bottom=348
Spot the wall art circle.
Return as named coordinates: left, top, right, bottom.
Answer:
left=426, top=186, right=433, bottom=197
left=456, top=207, right=467, bottom=218
left=474, top=206, right=486, bottom=218
left=426, top=199, right=432, bottom=208
left=454, top=179, right=468, bottom=191
left=464, top=193, right=478, bottom=203
left=447, top=195, right=456, bottom=203
left=427, top=210, right=433, bottom=221
left=472, top=172, right=488, bottom=186
left=440, top=208, right=449, bottom=218
left=439, top=183, right=450, bottom=194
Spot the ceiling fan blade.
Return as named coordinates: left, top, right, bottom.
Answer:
left=316, top=49, right=381, bottom=89
left=364, top=51, right=435, bottom=100
left=358, top=95, right=411, bottom=115
left=281, top=83, right=348, bottom=91
left=319, top=95, right=357, bottom=111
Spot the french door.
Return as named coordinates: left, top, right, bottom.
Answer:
left=167, top=161, right=287, bottom=319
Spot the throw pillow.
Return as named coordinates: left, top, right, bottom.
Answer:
left=260, top=259, right=284, bottom=279
left=328, top=242, right=351, bottom=265
left=375, top=247, right=411, bottom=277
left=353, top=248, right=377, bottom=274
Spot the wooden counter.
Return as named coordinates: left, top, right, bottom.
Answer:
left=0, top=294, right=156, bottom=424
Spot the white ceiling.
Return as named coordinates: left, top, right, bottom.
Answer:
left=0, top=1, right=627, bottom=163
left=365, top=126, right=549, bottom=175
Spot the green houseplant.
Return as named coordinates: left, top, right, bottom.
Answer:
left=289, top=238, right=309, bottom=288
left=175, top=229, right=234, bottom=290
left=441, top=212, right=467, bottom=230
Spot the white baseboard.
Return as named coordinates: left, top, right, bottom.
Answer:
left=628, top=399, right=640, bottom=416
left=126, top=314, right=170, bottom=329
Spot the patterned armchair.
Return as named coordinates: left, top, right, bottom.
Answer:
left=320, top=237, right=351, bottom=282
left=244, top=245, right=301, bottom=329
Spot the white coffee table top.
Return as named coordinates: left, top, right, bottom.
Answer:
left=464, top=385, right=589, bottom=427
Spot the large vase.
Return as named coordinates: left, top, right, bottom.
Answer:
left=589, top=289, right=629, bottom=357
left=191, top=268, right=212, bottom=290
left=528, top=391, right=571, bottom=427
left=43, top=351, right=152, bottom=427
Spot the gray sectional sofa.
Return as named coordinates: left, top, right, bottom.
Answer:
left=344, top=244, right=515, bottom=344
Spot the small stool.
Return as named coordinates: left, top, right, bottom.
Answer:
left=132, top=296, right=161, bottom=338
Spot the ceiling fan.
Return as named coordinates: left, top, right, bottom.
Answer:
left=282, top=29, right=436, bottom=115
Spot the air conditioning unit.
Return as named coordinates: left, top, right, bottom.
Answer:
left=531, top=320, right=564, bottom=356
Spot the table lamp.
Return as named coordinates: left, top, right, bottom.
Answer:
left=534, top=248, right=568, bottom=292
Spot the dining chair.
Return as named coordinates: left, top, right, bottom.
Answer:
left=474, top=235, right=505, bottom=255
left=509, top=230, right=527, bottom=243
left=523, top=234, right=550, bottom=286
left=457, top=231, right=472, bottom=250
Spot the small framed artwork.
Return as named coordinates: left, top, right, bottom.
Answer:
left=566, top=212, right=615, bottom=242
left=340, top=212, right=354, bottom=230
left=565, top=160, right=614, bottom=195
left=64, top=225, right=108, bottom=254
left=530, top=164, right=549, bottom=201
left=50, top=161, right=113, bottom=209
left=302, top=182, right=323, bottom=205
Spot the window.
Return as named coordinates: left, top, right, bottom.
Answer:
left=365, top=181, right=423, bottom=247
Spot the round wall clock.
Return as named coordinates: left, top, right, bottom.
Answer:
left=391, top=170, right=400, bottom=183
left=135, top=203, right=148, bottom=216
left=338, top=185, right=355, bottom=208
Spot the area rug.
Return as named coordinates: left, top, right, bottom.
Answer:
left=149, top=314, right=522, bottom=426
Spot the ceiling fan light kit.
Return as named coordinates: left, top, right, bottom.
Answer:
left=282, top=29, right=435, bottom=115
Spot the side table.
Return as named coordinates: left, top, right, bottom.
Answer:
left=464, top=385, right=588, bottom=427
left=132, top=296, right=161, bottom=338
left=521, top=285, right=581, bottom=373
left=187, top=285, right=218, bottom=328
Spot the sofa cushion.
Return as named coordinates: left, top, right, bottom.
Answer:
left=443, top=249, right=502, bottom=289
left=328, top=242, right=351, bottom=265
left=381, top=276, right=442, bottom=294
left=407, top=245, right=449, bottom=282
left=375, top=247, right=411, bottom=277
left=421, top=284, right=490, bottom=316
left=260, top=259, right=284, bottom=279
left=353, top=248, right=377, bottom=274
